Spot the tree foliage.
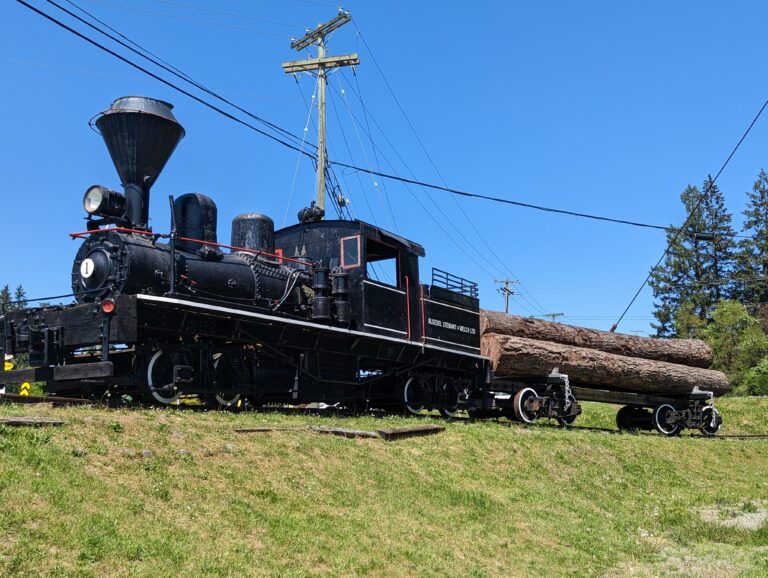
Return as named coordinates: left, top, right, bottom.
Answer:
left=649, top=178, right=736, bottom=336
left=734, top=169, right=768, bottom=307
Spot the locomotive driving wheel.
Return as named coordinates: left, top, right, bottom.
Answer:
left=146, top=349, right=184, bottom=405
left=207, top=353, right=242, bottom=409
left=403, top=376, right=425, bottom=415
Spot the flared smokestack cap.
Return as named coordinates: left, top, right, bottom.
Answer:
left=95, top=96, right=185, bottom=189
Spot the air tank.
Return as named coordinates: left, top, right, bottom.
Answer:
left=231, top=213, right=275, bottom=255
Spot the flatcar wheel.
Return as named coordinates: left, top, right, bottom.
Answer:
left=699, top=405, right=721, bottom=437
left=403, top=377, right=424, bottom=415
left=513, top=387, right=540, bottom=424
left=652, top=403, right=681, bottom=436
left=556, top=394, right=578, bottom=427
left=146, top=350, right=182, bottom=405
left=616, top=406, right=638, bottom=432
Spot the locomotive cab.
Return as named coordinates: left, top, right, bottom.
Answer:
left=274, top=219, right=480, bottom=353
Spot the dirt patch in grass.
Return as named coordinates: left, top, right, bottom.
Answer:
left=697, top=501, right=768, bottom=532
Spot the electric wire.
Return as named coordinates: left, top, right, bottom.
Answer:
left=349, top=69, right=398, bottom=233
left=327, top=78, right=379, bottom=226
left=151, top=0, right=302, bottom=29
left=83, top=0, right=288, bottom=37
left=334, top=72, right=546, bottom=313
left=27, top=0, right=750, bottom=244
left=352, top=24, right=550, bottom=315
left=57, top=0, right=312, bottom=149
left=612, top=97, right=768, bottom=330
left=20, top=0, right=316, bottom=158
left=24, top=0, right=740, bottom=242
left=21, top=0, right=758, bottom=319
left=283, top=75, right=318, bottom=227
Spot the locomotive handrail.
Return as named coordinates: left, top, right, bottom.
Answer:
left=69, top=227, right=312, bottom=267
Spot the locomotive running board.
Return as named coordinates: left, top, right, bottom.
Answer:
left=136, top=294, right=489, bottom=361
left=0, top=361, right=114, bottom=386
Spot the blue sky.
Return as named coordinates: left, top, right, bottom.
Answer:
left=1, top=0, right=767, bottom=335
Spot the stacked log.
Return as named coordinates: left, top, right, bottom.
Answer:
left=480, top=310, right=713, bottom=368
left=479, top=311, right=730, bottom=396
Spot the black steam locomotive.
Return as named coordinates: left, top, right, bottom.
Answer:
left=0, top=96, right=501, bottom=413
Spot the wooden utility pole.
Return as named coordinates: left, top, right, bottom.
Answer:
left=282, top=11, right=358, bottom=218
left=543, top=313, right=565, bottom=323
left=494, top=278, right=519, bottom=314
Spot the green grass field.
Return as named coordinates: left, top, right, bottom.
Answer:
left=1, top=398, right=767, bottom=577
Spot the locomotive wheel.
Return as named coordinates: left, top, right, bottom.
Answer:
left=556, top=394, right=578, bottom=427
left=652, top=404, right=681, bottom=436
left=403, top=377, right=424, bottom=415
left=208, top=354, right=242, bottom=409
left=146, top=350, right=182, bottom=405
left=513, top=387, right=540, bottom=424
left=439, top=406, right=459, bottom=418
left=699, top=405, right=721, bottom=437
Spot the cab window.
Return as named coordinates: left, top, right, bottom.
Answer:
left=340, top=235, right=361, bottom=269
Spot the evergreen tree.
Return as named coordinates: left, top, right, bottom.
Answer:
left=649, top=178, right=736, bottom=336
left=13, top=285, right=26, bottom=310
left=0, top=285, right=11, bottom=312
left=734, top=169, right=768, bottom=307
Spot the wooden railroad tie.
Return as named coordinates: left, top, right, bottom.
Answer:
left=235, top=424, right=445, bottom=441
left=0, top=417, right=69, bottom=427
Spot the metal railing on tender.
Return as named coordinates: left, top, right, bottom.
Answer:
left=431, top=268, right=479, bottom=298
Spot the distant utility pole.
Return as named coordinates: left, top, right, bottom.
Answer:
left=282, top=11, right=359, bottom=218
left=494, top=278, right=520, bottom=314
left=543, top=313, right=565, bottom=323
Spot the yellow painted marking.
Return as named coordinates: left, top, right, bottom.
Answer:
left=3, top=361, right=12, bottom=371
left=19, top=382, right=30, bottom=396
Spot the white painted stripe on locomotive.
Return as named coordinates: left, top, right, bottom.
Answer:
left=136, top=294, right=490, bottom=360
left=423, top=298, right=480, bottom=315
left=424, top=336, right=481, bottom=351
left=362, top=280, right=406, bottom=295
left=363, top=323, right=408, bottom=335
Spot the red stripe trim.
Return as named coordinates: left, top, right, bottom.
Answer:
left=69, top=228, right=310, bottom=267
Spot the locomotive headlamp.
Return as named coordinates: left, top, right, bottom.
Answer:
left=83, top=185, right=126, bottom=218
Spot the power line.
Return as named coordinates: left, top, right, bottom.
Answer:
left=353, top=24, right=551, bottom=315
left=83, top=0, right=288, bottom=37
left=150, top=0, right=303, bottom=29
left=612, top=97, right=768, bottom=331
left=48, top=0, right=312, bottom=150
left=22, top=0, right=753, bottom=257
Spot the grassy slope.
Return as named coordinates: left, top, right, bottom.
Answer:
left=0, top=398, right=767, bottom=577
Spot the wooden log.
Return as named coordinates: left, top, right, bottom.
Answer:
left=480, top=310, right=713, bottom=368
left=482, top=334, right=730, bottom=396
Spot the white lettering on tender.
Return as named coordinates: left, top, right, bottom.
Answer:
left=426, top=318, right=476, bottom=335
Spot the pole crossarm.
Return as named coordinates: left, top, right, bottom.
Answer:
left=281, top=53, right=359, bottom=74
left=290, top=11, right=352, bottom=51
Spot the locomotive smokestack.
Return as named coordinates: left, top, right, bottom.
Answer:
left=95, top=96, right=185, bottom=229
